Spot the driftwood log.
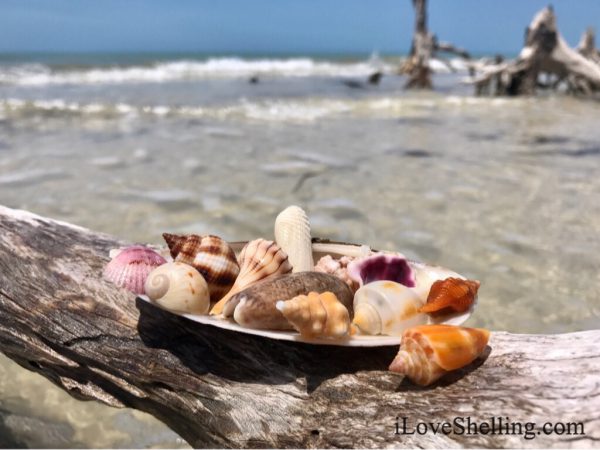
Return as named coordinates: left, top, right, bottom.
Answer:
left=0, top=204, right=599, bottom=448
left=400, top=0, right=470, bottom=89
left=470, top=6, right=600, bottom=96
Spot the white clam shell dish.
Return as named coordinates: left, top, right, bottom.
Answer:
left=137, top=239, right=477, bottom=347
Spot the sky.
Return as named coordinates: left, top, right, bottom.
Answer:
left=0, top=0, right=599, bottom=56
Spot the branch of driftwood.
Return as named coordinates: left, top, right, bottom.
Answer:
left=0, top=204, right=598, bottom=448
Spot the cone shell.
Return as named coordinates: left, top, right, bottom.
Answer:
left=352, top=281, right=428, bottom=336
left=347, top=254, right=415, bottom=288
left=276, top=291, right=350, bottom=338
left=210, top=239, right=292, bottom=315
left=163, top=233, right=240, bottom=302
left=223, top=272, right=354, bottom=330
left=388, top=324, right=490, bottom=386
left=103, top=246, right=166, bottom=294
left=144, top=262, right=210, bottom=314
left=419, top=277, right=480, bottom=314
left=274, top=205, right=314, bottom=273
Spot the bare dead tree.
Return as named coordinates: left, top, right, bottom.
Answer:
left=400, top=0, right=470, bottom=89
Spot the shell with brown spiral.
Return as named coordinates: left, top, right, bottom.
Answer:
left=419, top=277, right=480, bottom=314
left=388, top=324, right=490, bottom=386
left=162, top=233, right=240, bottom=302
left=210, top=239, right=292, bottom=315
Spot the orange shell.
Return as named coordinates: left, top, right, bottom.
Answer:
left=388, top=324, right=490, bottom=385
left=419, top=277, right=479, bottom=314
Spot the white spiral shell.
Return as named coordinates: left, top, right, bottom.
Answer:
left=144, top=262, right=210, bottom=315
left=274, top=205, right=314, bottom=273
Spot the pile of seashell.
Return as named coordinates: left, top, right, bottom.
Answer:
left=104, top=205, right=489, bottom=386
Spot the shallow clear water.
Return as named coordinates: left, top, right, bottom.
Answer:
left=1, top=56, right=599, bottom=447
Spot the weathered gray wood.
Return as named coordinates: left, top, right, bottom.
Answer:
left=401, top=0, right=470, bottom=89
left=471, top=7, right=600, bottom=96
left=0, top=204, right=598, bottom=448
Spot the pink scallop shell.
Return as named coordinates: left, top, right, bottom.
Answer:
left=103, top=246, right=166, bottom=294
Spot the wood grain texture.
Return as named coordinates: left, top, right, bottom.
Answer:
left=0, top=205, right=598, bottom=448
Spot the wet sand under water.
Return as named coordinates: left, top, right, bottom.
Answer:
left=1, top=71, right=600, bottom=446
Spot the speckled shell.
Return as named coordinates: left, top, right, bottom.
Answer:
left=223, top=272, right=354, bottom=330
left=347, top=254, right=415, bottom=288
left=144, top=262, right=210, bottom=314
left=103, top=246, right=166, bottom=294
left=163, top=233, right=240, bottom=302
left=276, top=291, right=350, bottom=338
left=352, top=281, right=428, bottom=336
left=419, top=277, right=480, bottom=314
left=388, top=324, right=490, bottom=386
left=274, top=205, right=314, bottom=273
left=210, top=239, right=292, bottom=315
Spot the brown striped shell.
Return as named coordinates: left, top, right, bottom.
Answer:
left=210, top=239, right=292, bottom=315
left=419, top=277, right=479, bottom=314
left=163, top=233, right=240, bottom=302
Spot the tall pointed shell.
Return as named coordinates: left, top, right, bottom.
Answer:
left=388, top=324, right=490, bottom=386
left=144, top=262, right=211, bottom=314
left=163, top=233, right=240, bottom=302
left=276, top=291, right=350, bottom=338
left=419, top=277, right=480, bottom=314
left=210, top=239, right=292, bottom=315
left=224, top=272, right=354, bottom=330
left=274, top=205, right=314, bottom=272
left=352, top=281, right=428, bottom=336
left=103, top=246, right=166, bottom=294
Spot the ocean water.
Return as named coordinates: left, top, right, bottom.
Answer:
left=0, top=54, right=599, bottom=447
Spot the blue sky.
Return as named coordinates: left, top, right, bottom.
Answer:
left=1, top=0, right=599, bottom=55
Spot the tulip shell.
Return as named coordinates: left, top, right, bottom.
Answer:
left=352, top=281, right=428, bottom=336
left=274, top=205, right=314, bottom=273
left=163, top=233, right=240, bottom=302
left=388, top=324, right=490, bottom=386
left=103, top=246, right=167, bottom=294
left=144, top=262, right=210, bottom=315
left=224, top=272, right=354, bottom=330
left=276, top=291, right=350, bottom=338
left=347, top=254, right=415, bottom=288
left=211, top=239, right=292, bottom=315
left=419, top=277, right=480, bottom=314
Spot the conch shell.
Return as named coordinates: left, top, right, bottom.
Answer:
left=352, top=281, right=428, bottom=336
left=210, top=239, right=292, bottom=315
left=163, top=233, right=239, bottom=302
left=276, top=291, right=350, bottom=338
left=274, top=205, right=314, bottom=272
left=223, top=272, right=354, bottom=330
left=419, top=277, right=480, bottom=314
left=347, top=254, right=415, bottom=288
left=144, top=262, right=211, bottom=315
left=103, top=246, right=166, bottom=294
left=389, top=324, right=490, bottom=386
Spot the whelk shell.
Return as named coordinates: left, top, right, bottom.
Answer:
left=388, top=324, right=490, bottom=386
left=276, top=291, right=350, bottom=338
left=223, top=272, right=354, bottom=330
left=210, top=239, right=292, bottom=315
left=144, top=262, right=210, bottom=315
left=103, top=245, right=166, bottom=294
left=163, top=233, right=240, bottom=302
left=419, top=277, right=480, bottom=314
left=352, top=281, right=427, bottom=336
left=274, top=205, right=314, bottom=273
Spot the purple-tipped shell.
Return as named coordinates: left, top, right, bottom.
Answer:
left=347, top=254, right=415, bottom=288
left=103, top=246, right=167, bottom=294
